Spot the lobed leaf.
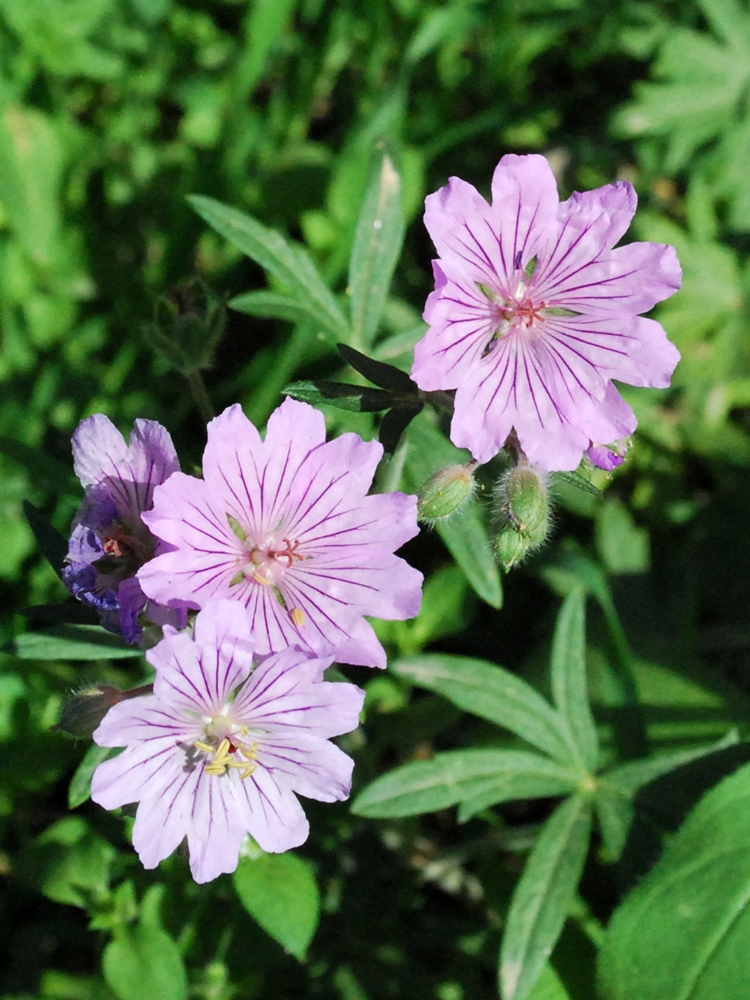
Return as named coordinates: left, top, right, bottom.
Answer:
left=352, top=748, right=576, bottom=819
left=392, top=655, right=576, bottom=763
left=189, top=194, right=349, bottom=339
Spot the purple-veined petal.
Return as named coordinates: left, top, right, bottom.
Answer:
left=235, top=766, right=310, bottom=854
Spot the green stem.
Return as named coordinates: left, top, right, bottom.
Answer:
left=187, top=369, right=215, bottom=424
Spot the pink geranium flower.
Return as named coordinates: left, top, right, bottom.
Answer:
left=137, top=399, right=422, bottom=667
left=92, top=601, right=365, bottom=883
left=412, top=153, right=682, bottom=470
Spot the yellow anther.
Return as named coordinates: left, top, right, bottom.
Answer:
left=253, top=572, right=271, bottom=586
left=291, top=607, right=306, bottom=627
left=195, top=732, right=260, bottom=780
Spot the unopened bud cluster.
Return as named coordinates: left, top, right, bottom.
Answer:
left=418, top=463, right=476, bottom=524
left=492, top=464, right=551, bottom=570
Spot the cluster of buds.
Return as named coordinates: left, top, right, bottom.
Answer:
left=492, top=464, right=551, bottom=571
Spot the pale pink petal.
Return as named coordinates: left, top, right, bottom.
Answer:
left=539, top=182, right=638, bottom=292
left=185, top=774, right=248, bottom=883
left=540, top=242, right=682, bottom=317
left=257, top=734, right=355, bottom=802
left=489, top=153, right=560, bottom=274
left=236, top=767, right=310, bottom=854
left=424, top=177, right=509, bottom=288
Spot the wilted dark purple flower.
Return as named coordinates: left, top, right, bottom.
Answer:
left=412, top=154, right=682, bottom=471
left=63, top=414, right=186, bottom=643
left=138, top=399, right=422, bottom=667
left=91, top=600, right=365, bottom=883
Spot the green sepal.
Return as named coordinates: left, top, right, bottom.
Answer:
left=283, top=380, right=395, bottom=413
left=337, top=343, right=416, bottom=392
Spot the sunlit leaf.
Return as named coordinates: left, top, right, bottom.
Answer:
left=500, top=796, right=593, bottom=1000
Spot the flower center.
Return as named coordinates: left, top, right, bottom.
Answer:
left=226, top=515, right=304, bottom=587
left=193, top=719, right=259, bottom=780
left=93, top=522, right=155, bottom=579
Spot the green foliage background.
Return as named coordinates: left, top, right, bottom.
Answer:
left=3, top=0, right=750, bottom=998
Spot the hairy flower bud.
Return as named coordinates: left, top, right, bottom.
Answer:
left=492, top=464, right=551, bottom=570
left=417, top=463, right=476, bottom=523
left=54, top=683, right=152, bottom=739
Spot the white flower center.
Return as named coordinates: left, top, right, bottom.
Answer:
left=193, top=716, right=259, bottom=779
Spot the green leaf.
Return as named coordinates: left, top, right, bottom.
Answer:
left=23, top=501, right=68, bottom=579
left=500, top=796, right=593, bottom=1000
left=337, top=343, right=415, bottom=391
left=188, top=194, right=349, bottom=339
left=550, top=590, right=599, bottom=772
left=103, top=923, right=187, bottom=1000
left=37, top=816, right=116, bottom=909
left=378, top=404, right=423, bottom=456
left=526, top=964, right=573, bottom=1000
left=594, top=732, right=739, bottom=862
left=6, top=625, right=142, bottom=660
left=598, top=759, right=750, bottom=1000
left=0, top=104, right=63, bottom=266
left=391, top=655, right=575, bottom=762
left=229, top=290, right=326, bottom=326
left=405, top=414, right=502, bottom=608
left=348, top=152, right=405, bottom=349
left=283, top=379, right=394, bottom=412
left=68, top=744, right=116, bottom=809
left=233, top=852, right=320, bottom=960
left=457, top=760, right=581, bottom=822
left=352, top=749, right=576, bottom=819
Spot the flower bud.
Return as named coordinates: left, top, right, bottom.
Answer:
left=493, top=526, right=531, bottom=571
left=54, top=685, right=127, bottom=739
left=53, top=683, right=152, bottom=739
left=418, top=463, right=476, bottom=523
left=147, top=279, right=225, bottom=376
left=492, top=464, right=551, bottom=570
left=499, top=465, right=549, bottom=534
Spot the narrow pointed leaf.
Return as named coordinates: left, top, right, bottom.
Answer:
left=283, top=380, right=394, bottom=412
left=337, top=343, right=416, bottom=391
left=378, top=404, right=423, bottom=456
left=352, top=749, right=578, bottom=819
left=24, top=501, right=68, bottom=579
left=595, top=731, right=739, bottom=862
left=6, top=625, right=142, bottom=660
left=188, top=194, right=349, bottom=339
left=550, top=589, right=598, bottom=771
left=598, top=760, right=750, bottom=1000
left=348, top=152, right=405, bottom=349
left=457, top=760, right=580, bottom=822
left=500, top=795, right=593, bottom=1000
left=392, top=655, right=576, bottom=763
left=229, top=290, right=325, bottom=327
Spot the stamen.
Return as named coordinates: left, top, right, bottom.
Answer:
left=194, top=734, right=260, bottom=780
left=291, top=607, right=306, bottom=627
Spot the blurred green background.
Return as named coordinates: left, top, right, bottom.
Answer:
left=3, top=0, right=750, bottom=997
